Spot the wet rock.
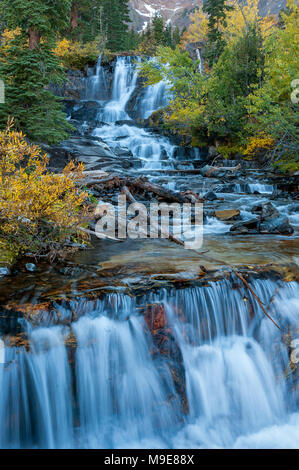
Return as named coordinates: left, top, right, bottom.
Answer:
left=70, top=100, right=102, bottom=122
left=160, top=149, right=168, bottom=160
left=251, top=202, right=294, bottom=234
left=230, top=218, right=259, bottom=234
left=144, top=303, right=189, bottom=415
left=113, top=147, right=133, bottom=158
left=0, top=267, right=10, bottom=277
left=215, top=209, right=241, bottom=221
left=145, top=303, right=166, bottom=333
left=252, top=201, right=279, bottom=220
left=205, top=191, right=218, bottom=201
left=25, top=263, right=36, bottom=273
left=259, top=216, right=294, bottom=235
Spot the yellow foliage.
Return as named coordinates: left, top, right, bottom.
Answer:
left=181, top=8, right=209, bottom=45
left=54, top=38, right=100, bottom=69
left=244, top=135, right=275, bottom=155
left=1, top=28, right=21, bottom=43
left=0, top=121, right=88, bottom=258
left=183, top=0, right=277, bottom=47
left=0, top=28, right=22, bottom=58
left=224, top=0, right=276, bottom=40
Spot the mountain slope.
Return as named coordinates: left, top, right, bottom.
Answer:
left=129, top=0, right=287, bottom=32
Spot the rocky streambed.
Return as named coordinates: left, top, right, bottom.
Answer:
left=0, top=55, right=298, bottom=449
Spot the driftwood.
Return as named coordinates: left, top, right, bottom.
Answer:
left=79, top=226, right=123, bottom=242
left=204, top=163, right=241, bottom=177
left=234, top=270, right=281, bottom=330
left=121, top=186, right=185, bottom=247
left=88, top=174, right=202, bottom=204
left=126, top=178, right=201, bottom=204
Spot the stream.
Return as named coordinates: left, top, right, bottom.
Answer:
left=0, top=56, right=298, bottom=449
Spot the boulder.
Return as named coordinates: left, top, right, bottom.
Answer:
left=70, top=100, right=102, bottom=122
left=259, top=216, right=294, bottom=235
left=251, top=201, right=279, bottom=220
left=230, top=218, right=259, bottom=234
left=215, top=209, right=241, bottom=221
left=205, top=191, right=218, bottom=201
left=251, top=202, right=294, bottom=234
left=113, top=147, right=133, bottom=158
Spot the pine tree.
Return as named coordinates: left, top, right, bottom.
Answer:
left=203, top=0, right=234, bottom=66
left=0, top=0, right=73, bottom=144
left=172, top=25, right=182, bottom=47
left=164, top=23, right=172, bottom=47
left=152, top=14, right=165, bottom=45
left=101, top=0, right=131, bottom=52
left=68, top=1, right=104, bottom=42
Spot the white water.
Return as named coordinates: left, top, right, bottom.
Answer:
left=100, top=57, right=139, bottom=123
left=140, top=81, right=169, bottom=119
left=0, top=279, right=298, bottom=448
left=85, top=56, right=108, bottom=101
left=85, top=55, right=177, bottom=169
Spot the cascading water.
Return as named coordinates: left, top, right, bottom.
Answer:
left=100, top=56, right=139, bottom=123
left=85, top=56, right=109, bottom=101
left=140, top=81, right=169, bottom=120
left=0, top=279, right=298, bottom=448
left=83, top=55, right=181, bottom=169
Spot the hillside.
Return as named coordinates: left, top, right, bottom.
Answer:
left=129, top=0, right=287, bottom=31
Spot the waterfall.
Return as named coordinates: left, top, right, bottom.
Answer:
left=247, top=184, right=274, bottom=194
left=85, top=56, right=108, bottom=101
left=100, top=56, right=139, bottom=123
left=0, top=279, right=298, bottom=448
left=196, top=49, right=203, bottom=74
left=81, top=54, right=177, bottom=169
left=140, top=81, right=169, bottom=119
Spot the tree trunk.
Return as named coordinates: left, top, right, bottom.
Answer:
left=29, top=27, right=40, bottom=50
left=70, top=3, right=79, bottom=31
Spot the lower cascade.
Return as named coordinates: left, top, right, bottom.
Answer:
left=0, top=279, right=298, bottom=449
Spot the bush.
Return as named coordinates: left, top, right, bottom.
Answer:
left=0, top=122, right=88, bottom=261
left=54, top=38, right=101, bottom=69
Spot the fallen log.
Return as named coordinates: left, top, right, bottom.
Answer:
left=203, top=163, right=241, bottom=177
left=127, top=178, right=199, bottom=204
left=121, top=186, right=185, bottom=246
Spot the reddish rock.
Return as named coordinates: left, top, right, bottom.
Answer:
left=144, top=302, right=189, bottom=415
left=144, top=303, right=166, bottom=334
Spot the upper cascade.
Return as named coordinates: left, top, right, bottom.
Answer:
left=85, top=55, right=169, bottom=122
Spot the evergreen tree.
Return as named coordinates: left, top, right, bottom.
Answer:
left=172, top=25, right=182, bottom=47
left=101, top=0, right=131, bottom=52
left=0, top=0, right=73, bottom=144
left=152, top=14, right=165, bottom=45
left=204, top=23, right=265, bottom=138
left=164, top=23, right=173, bottom=47
left=203, top=0, right=234, bottom=66
left=68, top=1, right=104, bottom=42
